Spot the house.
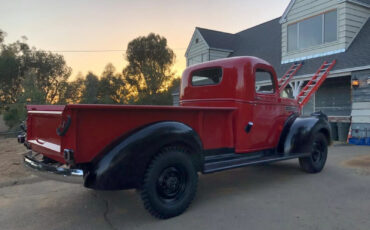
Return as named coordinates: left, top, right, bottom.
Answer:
left=176, top=0, right=370, bottom=142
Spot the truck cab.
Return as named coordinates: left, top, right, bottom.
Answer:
left=181, top=57, right=299, bottom=152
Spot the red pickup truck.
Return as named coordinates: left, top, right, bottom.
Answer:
left=20, top=56, right=331, bottom=219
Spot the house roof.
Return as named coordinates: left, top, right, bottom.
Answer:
left=231, top=18, right=284, bottom=76
left=196, top=17, right=370, bottom=78
left=196, top=27, right=235, bottom=51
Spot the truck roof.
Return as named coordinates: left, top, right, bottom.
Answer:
left=180, top=56, right=277, bottom=103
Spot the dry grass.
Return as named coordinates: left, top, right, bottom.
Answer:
left=0, top=138, right=30, bottom=184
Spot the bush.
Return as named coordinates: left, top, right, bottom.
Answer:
left=3, top=103, right=26, bottom=130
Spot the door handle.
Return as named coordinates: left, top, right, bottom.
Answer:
left=245, top=122, right=254, bottom=133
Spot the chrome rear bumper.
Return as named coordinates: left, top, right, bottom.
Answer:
left=23, top=151, right=84, bottom=184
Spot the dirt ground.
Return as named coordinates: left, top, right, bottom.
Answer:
left=0, top=144, right=369, bottom=230
left=0, top=137, right=369, bottom=187
left=343, top=154, right=370, bottom=173
left=0, top=138, right=31, bottom=186
left=0, top=115, right=9, bottom=132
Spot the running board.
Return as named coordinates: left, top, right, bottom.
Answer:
left=203, top=151, right=310, bottom=174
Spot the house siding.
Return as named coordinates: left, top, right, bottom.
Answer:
left=209, top=49, right=231, bottom=60
left=186, top=29, right=209, bottom=66
left=342, top=2, right=370, bottom=47
left=351, top=69, right=370, bottom=125
left=281, top=0, right=370, bottom=63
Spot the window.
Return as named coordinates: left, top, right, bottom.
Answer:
left=255, top=70, right=275, bottom=94
left=288, top=24, right=298, bottom=51
left=191, top=68, right=222, bottom=86
left=324, top=10, right=337, bottom=43
left=299, top=14, right=322, bottom=49
left=287, top=10, right=337, bottom=52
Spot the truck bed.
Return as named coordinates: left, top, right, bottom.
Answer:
left=26, top=104, right=236, bottom=164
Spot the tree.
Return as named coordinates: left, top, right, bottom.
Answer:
left=98, top=63, right=127, bottom=104
left=0, top=30, right=71, bottom=107
left=25, top=50, right=72, bottom=104
left=57, top=74, right=85, bottom=104
left=0, top=29, right=72, bottom=128
left=0, top=34, right=30, bottom=108
left=0, top=30, right=5, bottom=43
left=80, top=72, right=99, bottom=104
left=124, top=33, right=176, bottom=104
left=18, top=71, right=47, bottom=105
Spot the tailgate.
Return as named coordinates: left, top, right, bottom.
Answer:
left=26, top=105, right=66, bottom=162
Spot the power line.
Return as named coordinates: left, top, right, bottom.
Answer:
left=52, top=49, right=126, bottom=53
left=51, top=48, right=187, bottom=53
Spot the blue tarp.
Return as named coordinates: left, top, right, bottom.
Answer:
left=349, top=137, right=370, bottom=146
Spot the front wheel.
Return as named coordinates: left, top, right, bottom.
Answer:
left=299, top=133, right=328, bottom=173
left=140, top=147, right=198, bottom=219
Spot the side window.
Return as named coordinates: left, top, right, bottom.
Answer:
left=255, top=69, right=275, bottom=94
left=191, top=68, right=222, bottom=86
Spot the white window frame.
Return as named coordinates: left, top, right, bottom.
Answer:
left=287, top=9, right=337, bottom=52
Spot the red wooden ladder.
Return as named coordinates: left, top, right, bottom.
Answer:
left=278, top=62, right=303, bottom=91
left=297, top=60, right=337, bottom=109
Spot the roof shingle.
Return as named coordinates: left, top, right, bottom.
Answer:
left=196, top=27, right=235, bottom=50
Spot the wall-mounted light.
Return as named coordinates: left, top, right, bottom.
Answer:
left=352, top=76, right=360, bottom=89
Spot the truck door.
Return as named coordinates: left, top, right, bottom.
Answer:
left=245, top=68, right=281, bottom=151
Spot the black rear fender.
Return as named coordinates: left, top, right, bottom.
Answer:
left=84, top=121, right=203, bottom=190
left=278, top=112, right=331, bottom=154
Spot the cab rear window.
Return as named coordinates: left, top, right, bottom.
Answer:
left=191, top=68, right=222, bottom=86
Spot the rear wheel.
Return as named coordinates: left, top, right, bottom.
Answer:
left=140, top=147, right=198, bottom=219
left=299, top=133, right=328, bottom=173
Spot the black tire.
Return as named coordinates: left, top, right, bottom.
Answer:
left=140, top=147, right=198, bottom=219
left=299, top=133, right=328, bottom=173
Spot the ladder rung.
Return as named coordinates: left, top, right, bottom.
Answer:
left=298, top=60, right=336, bottom=108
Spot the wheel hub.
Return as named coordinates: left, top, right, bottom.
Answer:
left=157, top=167, right=186, bottom=200
left=312, top=140, right=324, bottom=163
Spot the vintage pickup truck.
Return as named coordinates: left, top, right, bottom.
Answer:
left=20, top=56, right=332, bottom=219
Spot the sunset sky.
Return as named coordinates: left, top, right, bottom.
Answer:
left=0, top=0, right=290, bottom=79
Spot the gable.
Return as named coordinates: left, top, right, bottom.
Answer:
left=284, top=0, right=339, bottom=23
left=185, top=29, right=209, bottom=58
left=281, top=0, right=370, bottom=23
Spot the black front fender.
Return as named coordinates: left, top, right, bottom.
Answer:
left=280, top=112, right=331, bottom=154
left=84, top=121, right=203, bottom=190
